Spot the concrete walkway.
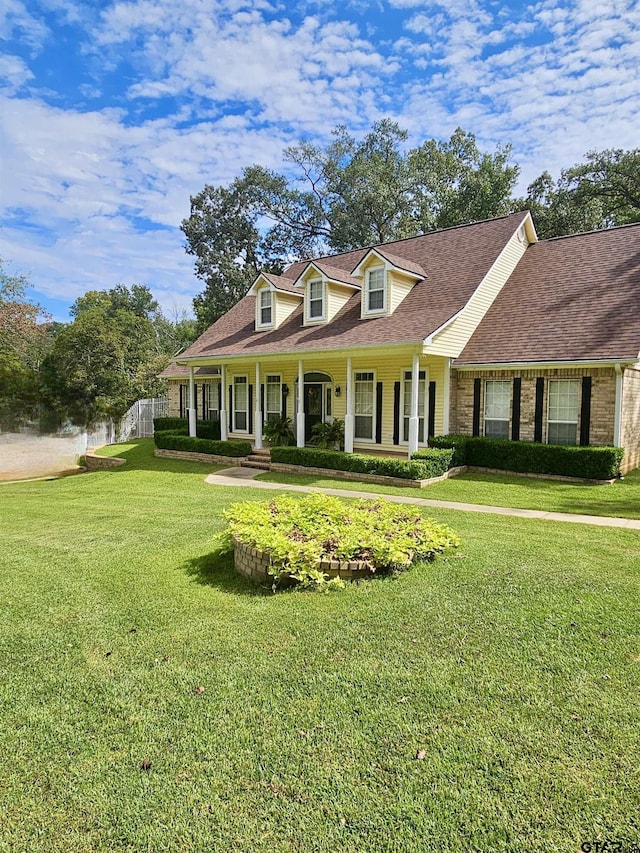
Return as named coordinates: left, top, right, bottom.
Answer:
left=205, top=467, right=640, bottom=530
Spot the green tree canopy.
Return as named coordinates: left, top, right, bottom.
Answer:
left=42, top=284, right=195, bottom=427
left=517, top=148, right=640, bottom=238
left=0, top=261, right=51, bottom=428
left=182, top=122, right=519, bottom=330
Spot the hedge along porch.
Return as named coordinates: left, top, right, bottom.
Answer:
left=165, top=347, right=452, bottom=458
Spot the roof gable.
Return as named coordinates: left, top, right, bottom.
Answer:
left=179, top=211, right=532, bottom=360
left=456, top=223, right=640, bottom=365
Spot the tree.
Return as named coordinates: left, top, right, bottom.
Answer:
left=0, top=261, right=51, bottom=429
left=41, top=284, right=184, bottom=426
left=182, top=122, right=520, bottom=326
left=517, top=148, right=640, bottom=238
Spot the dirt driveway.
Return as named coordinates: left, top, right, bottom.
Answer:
left=0, top=432, right=87, bottom=481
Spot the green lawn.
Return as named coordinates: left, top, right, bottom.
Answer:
left=1, top=439, right=638, bottom=852
left=257, top=466, right=640, bottom=519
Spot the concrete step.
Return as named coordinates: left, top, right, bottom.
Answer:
left=241, top=456, right=271, bottom=470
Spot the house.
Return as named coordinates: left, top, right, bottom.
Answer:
left=161, top=211, right=640, bottom=473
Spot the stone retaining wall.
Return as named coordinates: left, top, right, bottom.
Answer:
left=233, top=537, right=376, bottom=585
left=85, top=451, right=126, bottom=470
left=155, top=448, right=249, bottom=465
left=269, top=462, right=459, bottom=488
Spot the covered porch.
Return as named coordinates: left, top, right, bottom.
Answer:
left=176, top=346, right=452, bottom=459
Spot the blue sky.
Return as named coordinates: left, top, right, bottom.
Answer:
left=1, top=0, right=639, bottom=322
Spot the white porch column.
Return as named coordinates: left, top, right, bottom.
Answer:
left=408, top=352, right=420, bottom=457
left=344, top=356, right=354, bottom=454
left=614, top=364, right=623, bottom=447
left=188, top=365, right=197, bottom=437
left=442, top=358, right=451, bottom=436
left=296, top=359, right=305, bottom=447
left=219, top=364, right=228, bottom=440
left=254, top=362, right=263, bottom=449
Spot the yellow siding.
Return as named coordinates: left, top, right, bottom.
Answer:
left=222, top=351, right=448, bottom=453
left=388, top=270, right=415, bottom=314
left=326, top=283, right=354, bottom=321
left=275, top=291, right=301, bottom=327
left=427, top=229, right=528, bottom=357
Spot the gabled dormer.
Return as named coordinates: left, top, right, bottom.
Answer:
left=293, top=261, right=361, bottom=327
left=351, top=249, right=425, bottom=319
left=248, top=272, right=303, bottom=331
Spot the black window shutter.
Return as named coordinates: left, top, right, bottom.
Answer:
left=472, top=378, right=481, bottom=436
left=179, top=384, right=184, bottom=418
left=281, top=386, right=287, bottom=419
left=375, top=382, right=383, bottom=444
left=534, top=378, right=544, bottom=442
left=249, top=385, right=253, bottom=434
left=428, top=381, right=436, bottom=439
left=228, top=385, right=233, bottom=429
left=260, top=383, right=265, bottom=416
left=202, top=384, right=207, bottom=420
left=511, top=378, right=521, bottom=441
left=193, top=384, right=198, bottom=415
left=580, top=376, right=592, bottom=446
left=217, top=382, right=222, bottom=412
left=393, top=382, right=400, bottom=445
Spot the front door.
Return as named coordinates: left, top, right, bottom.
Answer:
left=304, top=383, right=323, bottom=442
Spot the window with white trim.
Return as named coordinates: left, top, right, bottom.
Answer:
left=258, top=289, right=272, bottom=326
left=547, top=379, right=579, bottom=445
left=484, top=380, right=510, bottom=439
left=233, top=376, right=248, bottom=432
left=265, top=374, right=281, bottom=422
left=402, top=370, right=426, bottom=443
left=308, top=279, right=324, bottom=320
left=202, top=382, right=219, bottom=421
left=354, top=371, right=375, bottom=441
left=366, top=267, right=386, bottom=313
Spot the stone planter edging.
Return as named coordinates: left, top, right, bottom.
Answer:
left=233, top=537, right=376, bottom=586
left=268, top=462, right=464, bottom=489
left=155, top=448, right=250, bottom=465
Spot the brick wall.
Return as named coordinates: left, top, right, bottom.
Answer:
left=450, top=366, right=617, bottom=446
left=621, top=367, right=640, bottom=474
left=167, top=381, right=181, bottom=417
left=233, top=538, right=376, bottom=585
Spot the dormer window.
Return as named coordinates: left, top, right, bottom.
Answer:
left=308, top=279, right=324, bottom=321
left=366, top=267, right=386, bottom=313
left=258, top=289, right=272, bottom=327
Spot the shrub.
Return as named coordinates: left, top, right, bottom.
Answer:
left=153, top=417, right=221, bottom=440
left=154, top=417, right=187, bottom=432
left=410, top=447, right=455, bottom=476
left=217, top=492, right=459, bottom=590
left=154, top=431, right=251, bottom=457
left=429, top=434, right=623, bottom=480
left=269, top=446, right=447, bottom=480
left=310, top=419, right=344, bottom=450
left=428, top=434, right=474, bottom=467
left=262, top=416, right=295, bottom=447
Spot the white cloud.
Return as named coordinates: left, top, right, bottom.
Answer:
left=2, top=0, right=640, bottom=320
left=0, top=0, right=49, bottom=50
left=0, top=54, right=34, bottom=90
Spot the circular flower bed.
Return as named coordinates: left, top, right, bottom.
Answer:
left=217, top=492, right=459, bottom=590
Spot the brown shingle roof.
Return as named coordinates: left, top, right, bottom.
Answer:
left=353, top=247, right=426, bottom=278
left=180, top=212, right=528, bottom=360
left=260, top=272, right=303, bottom=295
left=456, top=224, right=640, bottom=365
left=295, top=260, right=361, bottom=288
left=159, top=364, right=221, bottom=379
